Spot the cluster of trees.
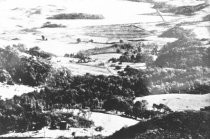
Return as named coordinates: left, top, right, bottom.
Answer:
left=109, top=43, right=144, bottom=63
left=0, top=62, right=152, bottom=134
left=41, top=66, right=149, bottom=110
left=0, top=45, right=52, bottom=86
left=0, top=94, right=94, bottom=135
left=64, top=52, right=92, bottom=63
left=0, top=95, right=48, bottom=134
left=154, top=36, right=207, bottom=68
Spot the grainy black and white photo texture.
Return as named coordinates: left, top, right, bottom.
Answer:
left=0, top=0, right=210, bottom=138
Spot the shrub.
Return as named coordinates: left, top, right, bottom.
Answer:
left=108, top=58, right=118, bottom=63
left=77, top=117, right=94, bottom=128
left=89, top=39, right=94, bottom=43
left=77, top=38, right=81, bottom=43
left=119, top=40, right=124, bottom=43
left=64, top=53, right=70, bottom=57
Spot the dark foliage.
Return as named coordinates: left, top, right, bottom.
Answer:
left=185, top=83, right=210, bottom=94
left=12, top=57, right=51, bottom=86
left=0, top=94, right=93, bottom=135
left=106, top=110, right=210, bottom=139
left=42, top=68, right=149, bottom=110
left=154, top=37, right=206, bottom=68
left=0, top=46, right=52, bottom=86
left=173, top=3, right=209, bottom=16
left=0, top=68, right=13, bottom=84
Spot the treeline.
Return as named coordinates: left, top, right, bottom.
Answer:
left=0, top=95, right=94, bottom=134
left=33, top=66, right=149, bottom=110
left=155, top=30, right=210, bottom=68
left=0, top=66, right=150, bottom=134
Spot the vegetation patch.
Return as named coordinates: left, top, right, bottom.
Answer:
left=28, top=46, right=54, bottom=59
left=41, top=22, right=66, bottom=28
left=171, top=3, right=209, bottom=16
left=146, top=67, right=210, bottom=94
left=106, top=110, right=210, bottom=139
left=154, top=36, right=204, bottom=69
left=0, top=96, right=93, bottom=135
left=203, top=14, right=210, bottom=21
left=153, top=2, right=209, bottom=16
left=47, top=13, right=104, bottom=20
left=0, top=45, right=52, bottom=86
left=159, top=26, right=195, bottom=39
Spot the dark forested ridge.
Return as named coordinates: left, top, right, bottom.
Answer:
left=106, top=109, right=210, bottom=139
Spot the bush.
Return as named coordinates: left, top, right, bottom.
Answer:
left=115, top=65, right=121, bottom=70
left=77, top=117, right=94, bottom=128
left=77, top=38, right=81, bottom=43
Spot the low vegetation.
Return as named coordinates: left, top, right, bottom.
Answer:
left=47, top=13, right=104, bottom=20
